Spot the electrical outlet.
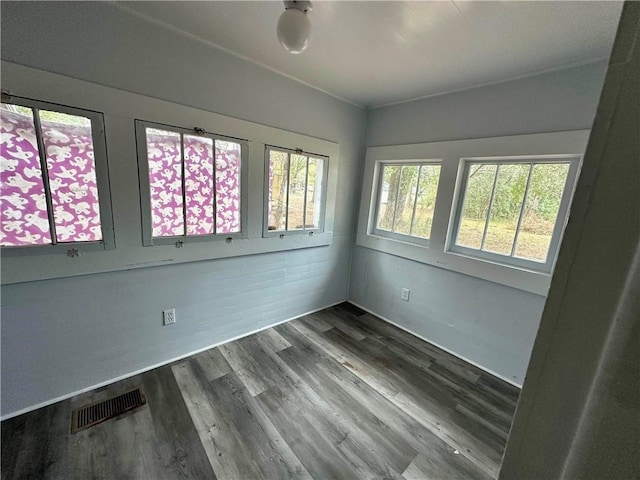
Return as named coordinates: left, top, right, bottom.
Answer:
left=401, top=288, right=410, bottom=302
left=163, top=308, right=176, bottom=326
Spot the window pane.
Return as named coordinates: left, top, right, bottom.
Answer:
left=483, top=164, right=530, bottom=255
left=146, top=128, right=184, bottom=237
left=412, top=164, right=441, bottom=239
left=268, top=150, right=288, bottom=231
left=287, top=154, right=307, bottom=230
left=376, top=165, right=401, bottom=231
left=215, top=140, right=242, bottom=234
left=515, top=163, right=570, bottom=262
left=39, top=110, right=102, bottom=243
left=184, top=135, right=214, bottom=236
left=393, top=166, right=419, bottom=235
left=456, top=164, right=497, bottom=249
left=0, top=104, right=51, bottom=246
left=305, top=157, right=324, bottom=229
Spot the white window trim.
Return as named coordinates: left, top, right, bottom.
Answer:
left=371, top=160, right=442, bottom=246
left=262, top=145, right=329, bottom=238
left=356, top=131, right=590, bottom=296
left=1, top=61, right=337, bottom=285
left=448, top=155, right=581, bottom=274
left=1, top=94, right=116, bottom=256
left=135, top=120, right=249, bottom=246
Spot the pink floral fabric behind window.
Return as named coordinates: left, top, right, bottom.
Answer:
left=0, top=105, right=102, bottom=246
left=146, top=129, right=184, bottom=237
left=145, top=129, right=241, bottom=238
left=184, top=135, right=214, bottom=235
left=40, top=111, right=102, bottom=243
left=214, top=139, right=241, bottom=234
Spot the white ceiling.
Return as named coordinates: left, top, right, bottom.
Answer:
left=114, top=1, right=623, bottom=108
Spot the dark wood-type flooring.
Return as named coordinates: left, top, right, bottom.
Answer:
left=1, top=303, right=520, bottom=479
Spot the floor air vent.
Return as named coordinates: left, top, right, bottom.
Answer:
left=71, top=388, right=146, bottom=433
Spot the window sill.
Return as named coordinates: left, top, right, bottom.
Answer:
left=1, top=61, right=339, bottom=286
left=356, top=231, right=551, bottom=296
left=356, top=130, right=590, bottom=297
left=263, top=229, right=323, bottom=239
left=1, top=231, right=334, bottom=285
left=0, top=240, right=112, bottom=257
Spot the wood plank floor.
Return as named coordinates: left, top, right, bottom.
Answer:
left=1, top=303, right=520, bottom=480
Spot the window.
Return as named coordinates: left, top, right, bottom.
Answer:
left=373, top=162, right=441, bottom=243
left=356, top=131, right=588, bottom=294
left=264, top=146, right=328, bottom=236
left=450, top=156, right=581, bottom=272
left=2, top=63, right=338, bottom=284
left=136, top=121, right=248, bottom=245
left=0, top=96, right=114, bottom=250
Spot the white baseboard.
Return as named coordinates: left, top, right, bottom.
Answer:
left=1, top=300, right=346, bottom=421
left=348, top=301, right=523, bottom=389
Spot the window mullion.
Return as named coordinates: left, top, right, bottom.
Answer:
left=32, top=108, right=58, bottom=245
left=480, top=164, right=500, bottom=251
left=284, top=152, right=291, bottom=231
left=391, top=166, right=402, bottom=232
left=211, top=136, right=218, bottom=236
left=180, top=133, right=188, bottom=237
left=510, top=163, right=534, bottom=257
left=302, top=156, right=309, bottom=230
left=409, top=165, right=422, bottom=236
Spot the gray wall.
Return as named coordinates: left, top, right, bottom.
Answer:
left=0, top=2, right=365, bottom=417
left=351, top=61, right=609, bottom=385
left=500, top=4, right=639, bottom=477
left=365, top=62, right=609, bottom=146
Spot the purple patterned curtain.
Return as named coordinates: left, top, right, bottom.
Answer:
left=145, top=128, right=241, bottom=238
left=0, top=106, right=102, bottom=246
left=1, top=108, right=244, bottom=247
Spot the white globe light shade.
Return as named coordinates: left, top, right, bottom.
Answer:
left=277, top=8, right=311, bottom=54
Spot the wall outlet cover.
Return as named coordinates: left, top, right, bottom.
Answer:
left=163, top=308, right=176, bottom=326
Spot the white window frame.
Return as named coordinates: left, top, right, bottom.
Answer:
left=263, top=145, right=329, bottom=238
left=356, top=131, right=589, bottom=295
left=135, top=120, right=249, bottom=247
left=448, top=155, right=581, bottom=273
left=371, top=160, right=442, bottom=246
left=1, top=61, right=338, bottom=284
left=1, top=94, right=115, bottom=256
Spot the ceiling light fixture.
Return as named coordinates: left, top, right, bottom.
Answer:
left=277, top=0, right=313, bottom=54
